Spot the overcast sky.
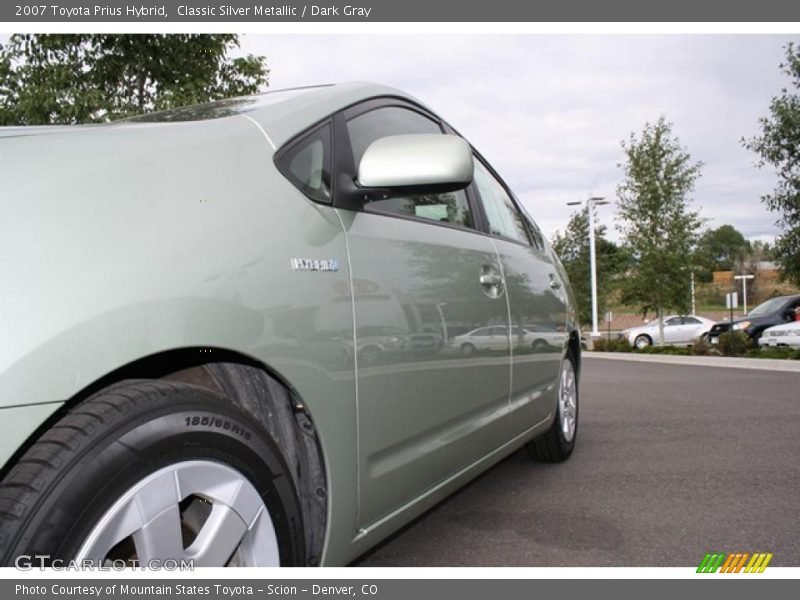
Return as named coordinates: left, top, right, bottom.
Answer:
left=1, top=33, right=793, bottom=243
left=239, top=34, right=795, bottom=244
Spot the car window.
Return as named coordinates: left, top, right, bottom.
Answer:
left=471, top=328, right=490, bottom=337
left=749, top=297, right=785, bottom=316
left=665, top=317, right=682, bottom=326
left=347, top=107, right=474, bottom=229
left=518, top=203, right=545, bottom=250
left=277, top=122, right=332, bottom=203
left=472, top=159, right=530, bottom=244
left=489, top=327, right=507, bottom=336
left=684, top=317, right=701, bottom=325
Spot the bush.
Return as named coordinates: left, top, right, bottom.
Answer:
left=691, top=337, right=711, bottom=356
left=592, top=337, right=632, bottom=352
left=717, top=331, right=749, bottom=356
left=637, top=345, right=692, bottom=356
left=744, top=347, right=800, bottom=360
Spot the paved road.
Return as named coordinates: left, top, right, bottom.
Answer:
left=354, top=358, right=800, bottom=566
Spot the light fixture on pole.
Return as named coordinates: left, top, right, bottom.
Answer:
left=567, top=196, right=609, bottom=337
left=734, top=274, right=755, bottom=314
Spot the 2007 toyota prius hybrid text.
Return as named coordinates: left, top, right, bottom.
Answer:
left=0, top=83, right=581, bottom=567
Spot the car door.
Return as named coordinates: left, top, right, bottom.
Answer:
left=332, top=101, right=512, bottom=528
left=681, top=316, right=705, bottom=341
left=663, top=316, right=685, bottom=343
left=470, top=156, right=568, bottom=435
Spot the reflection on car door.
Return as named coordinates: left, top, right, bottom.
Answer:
left=488, top=326, right=509, bottom=350
left=471, top=158, right=568, bottom=435
left=334, top=102, right=512, bottom=528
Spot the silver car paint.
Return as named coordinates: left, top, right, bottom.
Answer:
left=0, top=83, right=576, bottom=565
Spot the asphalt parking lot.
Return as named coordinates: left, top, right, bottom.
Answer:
left=354, top=357, right=800, bottom=566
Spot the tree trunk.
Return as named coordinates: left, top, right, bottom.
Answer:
left=657, top=310, right=665, bottom=346
left=137, top=70, right=146, bottom=112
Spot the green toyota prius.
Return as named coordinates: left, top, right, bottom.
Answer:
left=0, top=82, right=580, bottom=567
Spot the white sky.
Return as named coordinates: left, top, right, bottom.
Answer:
left=2, top=33, right=794, bottom=244
left=239, top=33, right=795, bottom=244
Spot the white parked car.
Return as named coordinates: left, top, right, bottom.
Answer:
left=621, top=315, right=716, bottom=349
left=453, top=325, right=563, bottom=354
left=758, top=321, right=800, bottom=348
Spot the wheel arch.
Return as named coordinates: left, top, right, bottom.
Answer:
left=0, top=347, right=328, bottom=567
left=567, top=329, right=582, bottom=381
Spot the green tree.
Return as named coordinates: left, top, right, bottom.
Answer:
left=694, top=224, right=751, bottom=282
left=552, top=207, right=628, bottom=326
left=743, top=42, right=800, bottom=286
left=616, top=117, right=703, bottom=344
left=0, top=34, right=269, bottom=125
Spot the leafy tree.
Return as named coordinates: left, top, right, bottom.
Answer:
left=694, top=224, right=751, bottom=282
left=743, top=42, right=800, bottom=287
left=0, top=34, right=269, bottom=125
left=552, top=207, right=628, bottom=326
left=616, top=116, right=703, bottom=344
left=732, top=239, right=772, bottom=304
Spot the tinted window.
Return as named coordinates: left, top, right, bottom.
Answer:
left=278, top=123, right=332, bottom=203
left=684, top=317, right=701, bottom=325
left=518, top=204, right=545, bottom=250
left=348, top=106, right=442, bottom=165
left=347, top=107, right=474, bottom=229
left=472, top=159, right=530, bottom=244
left=665, top=317, right=682, bottom=326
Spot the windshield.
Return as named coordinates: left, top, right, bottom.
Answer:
left=748, top=297, right=786, bottom=316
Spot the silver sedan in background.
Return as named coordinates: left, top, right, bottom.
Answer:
left=621, top=315, right=716, bottom=349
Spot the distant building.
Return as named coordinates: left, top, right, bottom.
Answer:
left=713, top=261, right=779, bottom=285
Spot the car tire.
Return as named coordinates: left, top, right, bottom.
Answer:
left=527, top=350, right=578, bottom=463
left=0, top=380, right=305, bottom=567
left=360, top=346, right=382, bottom=365
left=634, top=334, right=652, bottom=349
left=460, top=343, right=477, bottom=355
left=531, top=339, right=548, bottom=352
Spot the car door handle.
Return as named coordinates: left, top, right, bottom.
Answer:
left=479, top=273, right=503, bottom=286
left=479, top=266, right=504, bottom=299
left=549, top=273, right=562, bottom=290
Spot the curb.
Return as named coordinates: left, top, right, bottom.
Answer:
left=584, top=351, right=800, bottom=373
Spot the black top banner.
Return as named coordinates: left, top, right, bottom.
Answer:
left=2, top=0, right=800, bottom=22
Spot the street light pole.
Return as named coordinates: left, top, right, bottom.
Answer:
left=588, top=201, right=599, bottom=337
left=567, top=196, right=609, bottom=337
left=734, top=274, right=755, bottom=314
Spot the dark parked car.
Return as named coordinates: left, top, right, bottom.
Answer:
left=708, top=294, right=800, bottom=344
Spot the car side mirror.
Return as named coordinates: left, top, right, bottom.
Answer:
left=357, top=134, right=474, bottom=194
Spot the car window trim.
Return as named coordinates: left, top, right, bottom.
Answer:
left=445, top=122, right=546, bottom=252
left=273, top=117, right=334, bottom=205
left=469, top=153, right=534, bottom=248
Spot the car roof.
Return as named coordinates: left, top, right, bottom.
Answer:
left=0, top=82, right=425, bottom=150
left=127, top=81, right=422, bottom=148
left=765, top=321, right=800, bottom=330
